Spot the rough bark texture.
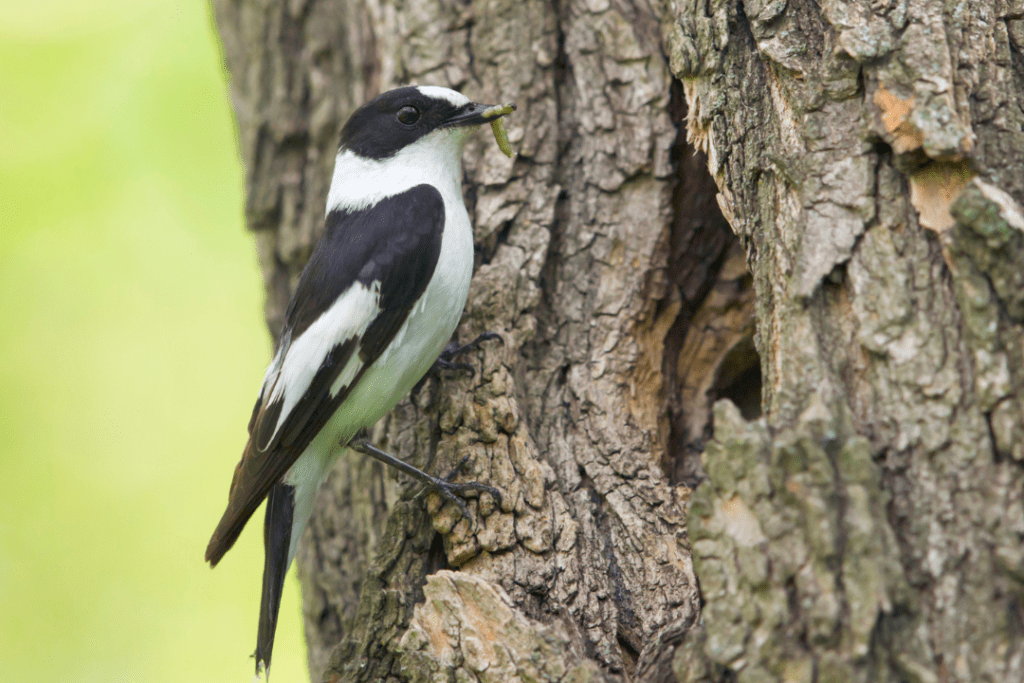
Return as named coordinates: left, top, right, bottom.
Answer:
left=667, top=0, right=1024, bottom=681
left=210, top=0, right=1024, bottom=679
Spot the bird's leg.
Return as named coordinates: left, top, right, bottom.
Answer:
left=351, top=440, right=502, bottom=521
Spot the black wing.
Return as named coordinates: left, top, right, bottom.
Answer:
left=206, top=183, right=446, bottom=565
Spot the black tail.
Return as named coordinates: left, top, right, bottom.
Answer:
left=255, top=482, right=295, bottom=679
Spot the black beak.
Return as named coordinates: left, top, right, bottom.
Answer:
left=443, top=102, right=517, bottom=128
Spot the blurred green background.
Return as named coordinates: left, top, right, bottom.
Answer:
left=0, top=1, right=308, bottom=681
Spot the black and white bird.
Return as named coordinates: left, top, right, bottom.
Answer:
left=205, top=85, right=514, bottom=679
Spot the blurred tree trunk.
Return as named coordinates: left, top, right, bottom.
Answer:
left=211, top=0, right=1024, bottom=680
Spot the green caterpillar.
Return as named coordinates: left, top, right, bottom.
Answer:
left=481, top=103, right=516, bottom=158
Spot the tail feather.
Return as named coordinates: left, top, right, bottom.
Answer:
left=254, top=482, right=295, bottom=679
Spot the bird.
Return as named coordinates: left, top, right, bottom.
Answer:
left=205, top=85, right=514, bottom=679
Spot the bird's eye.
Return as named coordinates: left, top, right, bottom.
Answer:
left=397, top=106, right=420, bottom=125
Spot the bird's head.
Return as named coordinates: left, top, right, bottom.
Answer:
left=338, top=85, right=512, bottom=161
left=328, top=86, right=515, bottom=212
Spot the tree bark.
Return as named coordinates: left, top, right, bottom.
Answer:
left=210, top=0, right=1024, bottom=679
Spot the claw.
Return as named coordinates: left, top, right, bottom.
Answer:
left=449, top=332, right=503, bottom=356
left=433, top=357, right=474, bottom=374
left=443, top=455, right=473, bottom=481
left=432, top=485, right=472, bottom=520
left=412, top=332, right=504, bottom=403
left=434, top=455, right=503, bottom=518
left=438, top=331, right=504, bottom=365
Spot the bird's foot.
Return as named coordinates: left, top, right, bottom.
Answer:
left=352, top=442, right=501, bottom=523
left=431, top=357, right=474, bottom=374
left=431, top=455, right=503, bottom=520
left=434, top=331, right=504, bottom=377
left=411, top=332, right=504, bottom=403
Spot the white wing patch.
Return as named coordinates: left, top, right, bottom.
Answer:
left=262, top=281, right=381, bottom=444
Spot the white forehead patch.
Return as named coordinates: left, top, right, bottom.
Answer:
left=415, top=85, right=470, bottom=107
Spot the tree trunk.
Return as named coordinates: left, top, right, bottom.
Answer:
left=210, top=0, right=1024, bottom=679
